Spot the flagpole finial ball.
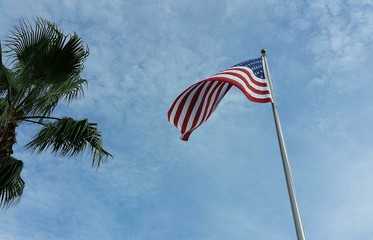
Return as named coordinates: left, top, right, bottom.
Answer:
left=261, top=48, right=266, bottom=55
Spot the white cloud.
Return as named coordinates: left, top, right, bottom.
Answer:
left=303, top=0, right=373, bottom=93
left=1, top=1, right=373, bottom=239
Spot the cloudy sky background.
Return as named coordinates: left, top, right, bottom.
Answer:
left=1, top=0, right=372, bottom=239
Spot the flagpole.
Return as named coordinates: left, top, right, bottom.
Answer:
left=261, top=49, right=306, bottom=240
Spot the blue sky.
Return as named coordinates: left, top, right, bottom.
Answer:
left=1, top=0, right=373, bottom=239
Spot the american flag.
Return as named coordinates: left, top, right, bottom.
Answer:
left=168, top=57, right=273, bottom=141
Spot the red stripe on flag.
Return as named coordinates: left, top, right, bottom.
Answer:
left=204, top=82, right=229, bottom=122
left=190, top=81, right=214, bottom=131
left=180, top=81, right=224, bottom=140
left=167, top=82, right=197, bottom=122
left=168, top=59, right=273, bottom=141
left=208, top=77, right=272, bottom=103
left=228, top=67, right=268, bottom=87
left=181, top=82, right=207, bottom=134
left=171, top=83, right=201, bottom=128
left=199, top=81, right=224, bottom=126
left=212, top=71, right=270, bottom=95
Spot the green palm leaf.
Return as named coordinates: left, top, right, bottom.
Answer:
left=0, top=17, right=112, bottom=209
left=5, top=17, right=88, bottom=84
left=0, top=156, right=25, bottom=209
left=26, top=117, right=112, bottom=168
left=0, top=99, right=13, bottom=127
left=18, top=77, right=87, bottom=118
left=3, top=17, right=89, bottom=110
left=0, top=41, right=12, bottom=99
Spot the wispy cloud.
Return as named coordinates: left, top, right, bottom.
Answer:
left=304, top=0, right=373, bottom=91
left=1, top=0, right=373, bottom=239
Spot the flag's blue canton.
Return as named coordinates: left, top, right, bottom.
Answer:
left=233, top=57, right=265, bottom=79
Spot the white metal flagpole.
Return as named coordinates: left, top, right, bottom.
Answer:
left=261, top=48, right=306, bottom=240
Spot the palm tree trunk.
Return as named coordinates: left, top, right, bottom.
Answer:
left=0, top=119, right=24, bottom=209
left=0, top=120, right=17, bottom=158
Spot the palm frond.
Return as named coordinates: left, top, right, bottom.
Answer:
left=0, top=63, right=8, bottom=97
left=0, top=65, right=22, bottom=110
left=0, top=41, right=11, bottom=98
left=0, top=156, right=25, bottom=209
left=5, top=18, right=60, bottom=69
left=16, top=77, right=87, bottom=119
left=2, top=17, right=89, bottom=119
left=17, top=88, right=59, bottom=118
left=5, top=18, right=59, bottom=62
left=60, top=77, right=87, bottom=103
left=4, top=17, right=89, bottom=86
left=0, top=99, right=13, bottom=127
left=26, top=117, right=112, bottom=168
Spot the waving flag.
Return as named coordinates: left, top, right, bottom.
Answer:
left=168, top=57, right=273, bottom=141
left=167, top=51, right=308, bottom=240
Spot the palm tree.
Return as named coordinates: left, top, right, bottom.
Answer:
left=0, top=18, right=112, bottom=209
